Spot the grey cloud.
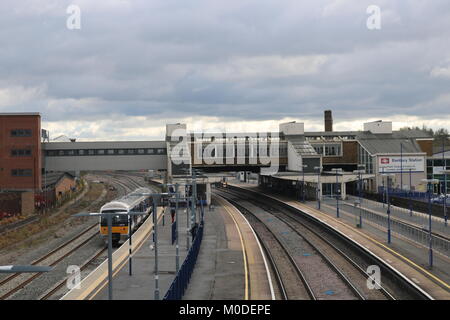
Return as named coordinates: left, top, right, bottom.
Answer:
left=1, top=0, right=450, bottom=138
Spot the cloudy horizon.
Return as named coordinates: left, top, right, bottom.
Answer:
left=1, top=1, right=450, bottom=140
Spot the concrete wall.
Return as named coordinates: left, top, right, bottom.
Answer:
left=21, top=191, right=35, bottom=216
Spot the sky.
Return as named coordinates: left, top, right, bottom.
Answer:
left=1, top=0, right=450, bottom=140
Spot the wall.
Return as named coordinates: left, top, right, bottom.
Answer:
left=21, top=191, right=35, bottom=216
left=43, top=141, right=167, bottom=172
left=322, top=141, right=358, bottom=165
left=55, top=176, right=76, bottom=198
left=0, top=114, right=41, bottom=191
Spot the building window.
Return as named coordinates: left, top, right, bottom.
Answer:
left=311, top=143, right=342, bottom=157
left=11, top=149, right=32, bottom=157
left=11, top=169, right=32, bottom=176
left=11, top=129, right=32, bottom=137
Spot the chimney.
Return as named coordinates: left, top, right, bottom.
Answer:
left=324, top=110, right=333, bottom=132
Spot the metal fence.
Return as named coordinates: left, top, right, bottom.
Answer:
left=163, top=220, right=204, bottom=300
left=322, top=196, right=450, bottom=258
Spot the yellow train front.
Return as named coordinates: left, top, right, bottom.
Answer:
left=99, top=188, right=152, bottom=246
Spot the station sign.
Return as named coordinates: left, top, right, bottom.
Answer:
left=378, top=156, right=425, bottom=173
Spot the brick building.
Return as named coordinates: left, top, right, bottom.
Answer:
left=0, top=113, right=42, bottom=191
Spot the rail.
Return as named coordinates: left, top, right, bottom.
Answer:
left=163, top=220, right=204, bottom=300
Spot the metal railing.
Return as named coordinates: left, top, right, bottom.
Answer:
left=163, top=220, right=204, bottom=300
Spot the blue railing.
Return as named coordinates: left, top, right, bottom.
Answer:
left=163, top=220, right=204, bottom=300
left=378, top=187, right=430, bottom=199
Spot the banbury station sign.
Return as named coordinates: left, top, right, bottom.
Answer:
left=378, top=156, right=425, bottom=173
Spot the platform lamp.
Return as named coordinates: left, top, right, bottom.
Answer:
left=0, top=265, right=52, bottom=273
left=331, top=168, right=343, bottom=218
left=422, top=178, right=440, bottom=268
left=381, top=173, right=395, bottom=244
left=314, top=166, right=322, bottom=210
left=443, top=170, right=450, bottom=227
left=353, top=165, right=366, bottom=228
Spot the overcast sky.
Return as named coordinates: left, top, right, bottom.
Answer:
left=1, top=0, right=450, bottom=140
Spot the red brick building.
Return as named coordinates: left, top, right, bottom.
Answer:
left=0, top=113, right=42, bottom=191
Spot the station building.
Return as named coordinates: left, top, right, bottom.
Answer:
left=0, top=111, right=447, bottom=205
left=0, top=113, right=42, bottom=191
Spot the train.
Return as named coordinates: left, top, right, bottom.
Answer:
left=99, top=187, right=153, bottom=246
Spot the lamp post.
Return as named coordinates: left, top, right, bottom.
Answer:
left=353, top=165, right=366, bottom=228
left=314, top=166, right=322, bottom=210
left=400, top=143, right=403, bottom=191
left=422, top=178, right=439, bottom=268
left=409, top=168, right=413, bottom=217
left=331, top=168, right=342, bottom=218
left=381, top=173, right=395, bottom=244
left=443, top=170, right=450, bottom=227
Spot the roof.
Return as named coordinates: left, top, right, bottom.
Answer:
left=0, top=112, right=40, bottom=116
left=356, top=131, right=426, bottom=155
left=42, top=172, right=75, bottom=188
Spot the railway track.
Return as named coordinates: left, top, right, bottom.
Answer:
left=217, top=189, right=369, bottom=300
left=220, top=195, right=315, bottom=300
left=219, top=185, right=433, bottom=300
left=0, top=223, right=99, bottom=300
left=39, top=247, right=107, bottom=300
left=1, top=172, right=152, bottom=300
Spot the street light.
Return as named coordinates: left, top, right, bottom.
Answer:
left=422, top=178, right=440, bottom=268
left=443, top=170, right=450, bottom=227
left=353, top=165, right=366, bottom=228
left=381, top=173, right=395, bottom=244
left=314, top=166, right=322, bottom=210
left=409, top=168, right=413, bottom=217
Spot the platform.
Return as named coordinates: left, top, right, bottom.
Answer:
left=229, top=183, right=450, bottom=300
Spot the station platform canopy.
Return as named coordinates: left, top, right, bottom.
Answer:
left=261, top=172, right=376, bottom=184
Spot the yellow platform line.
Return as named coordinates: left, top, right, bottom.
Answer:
left=230, top=184, right=450, bottom=292
left=217, top=197, right=249, bottom=300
